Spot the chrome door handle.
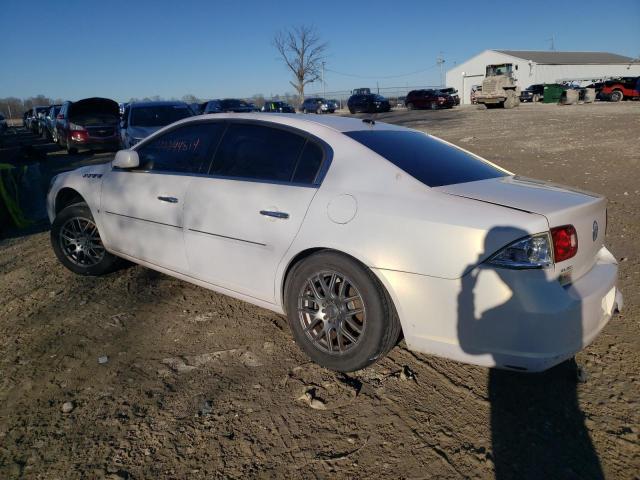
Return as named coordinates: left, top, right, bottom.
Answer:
left=260, top=210, right=289, bottom=219
left=157, top=196, right=178, bottom=203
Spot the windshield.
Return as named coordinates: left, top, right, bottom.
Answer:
left=487, top=64, right=512, bottom=76
left=130, top=105, right=192, bottom=127
left=345, top=130, right=507, bottom=187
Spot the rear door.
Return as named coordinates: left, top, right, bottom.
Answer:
left=184, top=121, right=328, bottom=302
left=100, top=122, right=222, bottom=272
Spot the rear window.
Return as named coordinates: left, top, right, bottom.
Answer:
left=345, top=130, right=507, bottom=187
left=130, top=105, right=192, bottom=127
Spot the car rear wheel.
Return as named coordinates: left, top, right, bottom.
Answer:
left=51, top=202, right=122, bottom=276
left=532, top=93, right=541, bottom=103
left=609, top=90, right=623, bottom=102
left=285, top=251, right=401, bottom=372
left=302, top=108, right=307, bottom=114
left=349, top=107, right=356, bottom=114
left=406, top=102, right=414, bottom=110
left=430, top=101, right=437, bottom=110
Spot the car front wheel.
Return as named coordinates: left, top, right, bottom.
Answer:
left=51, top=202, right=122, bottom=276
left=285, top=251, right=401, bottom=372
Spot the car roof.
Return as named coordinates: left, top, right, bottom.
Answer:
left=130, top=101, right=189, bottom=107
left=178, top=112, right=407, bottom=133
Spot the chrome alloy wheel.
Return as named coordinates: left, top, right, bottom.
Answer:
left=58, top=217, right=105, bottom=266
left=297, top=271, right=366, bottom=354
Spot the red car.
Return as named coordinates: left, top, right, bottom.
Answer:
left=405, top=89, right=455, bottom=110
left=600, top=76, right=640, bottom=102
left=55, top=97, right=121, bottom=154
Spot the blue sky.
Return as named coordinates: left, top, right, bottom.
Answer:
left=1, top=0, right=638, bottom=102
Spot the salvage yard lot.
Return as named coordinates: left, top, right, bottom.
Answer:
left=1, top=102, right=639, bottom=479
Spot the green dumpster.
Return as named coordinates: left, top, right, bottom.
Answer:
left=543, top=84, right=564, bottom=103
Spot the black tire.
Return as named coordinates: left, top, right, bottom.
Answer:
left=406, top=102, right=414, bottom=110
left=66, top=139, right=78, bottom=154
left=302, top=108, right=307, bottom=114
left=430, top=101, right=437, bottom=110
left=285, top=251, right=401, bottom=372
left=51, top=202, right=123, bottom=276
left=609, top=90, right=623, bottom=102
left=349, top=107, right=356, bottom=114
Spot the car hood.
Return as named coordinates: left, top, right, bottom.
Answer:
left=126, top=125, right=159, bottom=139
left=69, top=97, right=119, bottom=119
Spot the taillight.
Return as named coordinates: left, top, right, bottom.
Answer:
left=551, top=225, right=578, bottom=262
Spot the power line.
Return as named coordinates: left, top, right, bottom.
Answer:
left=325, top=63, right=438, bottom=80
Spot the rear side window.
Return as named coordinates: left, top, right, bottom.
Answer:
left=211, top=124, right=306, bottom=182
left=345, top=130, right=507, bottom=187
left=136, top=122, right=225, bottom=174
left=292, top=141, right=324, bottom=184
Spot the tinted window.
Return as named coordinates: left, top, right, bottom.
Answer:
left=211, top=124, right=305, bottom=182
left=292, top=141, right=324, bottom=184
left=130, top=105, right=192, bottom=127
left=345, top=130, right=507, bottom=187
left=136, top=122, right=225, bottom=174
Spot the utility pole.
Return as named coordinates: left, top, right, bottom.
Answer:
left=547, top=35, right=556, bottom=51
left=321, top=61, right=326, bottom=98
left=436, top=53, right=445, bottom=87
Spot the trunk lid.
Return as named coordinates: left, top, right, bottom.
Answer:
left=68, top=97, right=120, bottom=126
left=435, top=176, right=608, bottom=281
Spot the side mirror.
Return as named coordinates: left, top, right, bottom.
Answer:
left=112, top=149, right=139, bottom=169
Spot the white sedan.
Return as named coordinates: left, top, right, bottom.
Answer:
left=47, top=113, right=622, bottom=372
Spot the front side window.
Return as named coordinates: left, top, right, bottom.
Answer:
left=136, top=122, right=225, bottom=174
left=345, top=130, right=507, bottom=187
left=211, top=123, right=306, bottom=182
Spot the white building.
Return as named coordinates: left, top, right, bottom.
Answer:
left=446, top=50, right=640, bottom=104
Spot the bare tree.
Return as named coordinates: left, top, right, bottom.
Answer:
left=273, top=26, right=327, bottom=103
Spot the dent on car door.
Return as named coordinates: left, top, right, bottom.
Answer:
left=184, top=122, right=327, bottom=303
left=100, top=122, right=222, bottom=272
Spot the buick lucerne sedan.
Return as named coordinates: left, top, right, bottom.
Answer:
left=47, top=113, right=622, bottom=372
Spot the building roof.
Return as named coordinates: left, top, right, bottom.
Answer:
left=495, top=50, right=635, bottom=65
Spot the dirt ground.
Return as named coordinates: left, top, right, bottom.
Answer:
left=1, top=103, right=639, bottom=479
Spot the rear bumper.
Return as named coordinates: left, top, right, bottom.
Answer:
left=69, top=137, right=120, bottom=151
left=373, top=246, right=621, bottom=372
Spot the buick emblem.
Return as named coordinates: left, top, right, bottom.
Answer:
left=592, top=221, right=599, bottom=241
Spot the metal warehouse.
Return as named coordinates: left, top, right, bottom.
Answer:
left=446, top=50, right=640, bottom=104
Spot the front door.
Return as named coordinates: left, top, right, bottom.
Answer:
left=184, top=121, right=327, bottom=303
left=100, top=121, right=223, bottom=272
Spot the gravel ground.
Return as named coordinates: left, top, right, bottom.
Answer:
left=0, top=102, right=639, bottom=479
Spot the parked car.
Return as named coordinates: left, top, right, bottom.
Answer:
left=300, top=97, right=334, bottom=114
left=600, top=76, right=640, bottom=102
left=120, top=101, right=194, bottom=148
left=31, top=106, right=50, bottom=133
left=261, top=101, right=296, bottom=113
left=47, top=114, right=622, bottom=373
left=43, top=105, right=61, bottom=141
left=201, top=100, right=222, bottom=114
left=438, top=88, right=460, bottom=105
left=405, top=89, right=455, bottom=110
left=219, top=99, right=254, bottom=113
left=55, top=97, right=121, bottom=154
left=520, top=84, right=545, bottom=102
left=347, top=93, right=391, bottom=114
